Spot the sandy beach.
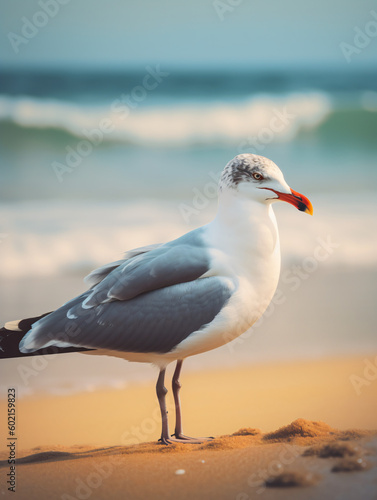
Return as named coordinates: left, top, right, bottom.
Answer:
left=1, top=355, right=376, bottom=499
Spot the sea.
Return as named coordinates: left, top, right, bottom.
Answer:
left=0, top=66, right=377, bottom=277
left=0, top=66, right=376, bottom=397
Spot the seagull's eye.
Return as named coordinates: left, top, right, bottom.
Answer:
left=252, top=172, right=264, bottom=181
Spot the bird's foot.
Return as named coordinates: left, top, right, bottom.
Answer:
left=158, top=434, right=214, bottom=445
left=174, top=432, right=214, bottom=442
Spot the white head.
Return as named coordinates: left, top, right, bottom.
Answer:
left=219, top=154, right=313, bottom=215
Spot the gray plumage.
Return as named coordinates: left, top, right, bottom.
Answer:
left=84, top=243, right=163, bottom=287
left=81, top=228, right=210, bottom=308
left=19, top=228, right=233, bottom=355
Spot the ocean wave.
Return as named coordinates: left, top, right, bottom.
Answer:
left=0, top=92, right=332, bottom=147
left=0, top=196, right=376, bottom=279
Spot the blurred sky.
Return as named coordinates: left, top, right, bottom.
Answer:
left=1, top=0, right=376, bottom=69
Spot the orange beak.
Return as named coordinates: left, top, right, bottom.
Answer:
left=262, top=188, right=313, bottom=215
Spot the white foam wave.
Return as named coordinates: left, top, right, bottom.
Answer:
left=0, top=195, right=376, bottom=280
left=0, top=92, right=332, bottom=146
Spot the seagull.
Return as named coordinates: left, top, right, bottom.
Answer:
left=0, top=154, right=313, bottom=444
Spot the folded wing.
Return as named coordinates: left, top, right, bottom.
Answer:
left=19, top=228, right=233, bottom=355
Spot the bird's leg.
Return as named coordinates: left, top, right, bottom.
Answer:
left=171, top=359, right=214, bottom=443
left=156, top=363, right=213, bottom=445
left=172, top=359, right=185, bottom=439
left=156, top=368, right=171, bottom=445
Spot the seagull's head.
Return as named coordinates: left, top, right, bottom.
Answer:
left=219, top=154, right=313, bottom=215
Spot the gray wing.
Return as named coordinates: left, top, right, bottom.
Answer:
left=84, top=243, right=163, bottom=287
left=19, top=227, right=230, bottom=355
left=20, top=277, right=233, bottom=354
left=78, top=228, right=210, bottom=309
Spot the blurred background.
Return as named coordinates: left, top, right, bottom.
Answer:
left=0, top=0, right=376, bottom=397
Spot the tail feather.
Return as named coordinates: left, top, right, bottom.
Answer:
left=4, top=320, right=23, bottom=332
left=0, top=313, right=93, bottom=359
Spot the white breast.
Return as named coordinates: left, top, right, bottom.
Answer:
left=169, top=202, right=281, bottom=360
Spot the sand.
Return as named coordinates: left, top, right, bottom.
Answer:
left=0, top=421, right=376, bottom=500
left=1, top=356, right=377, bottom=499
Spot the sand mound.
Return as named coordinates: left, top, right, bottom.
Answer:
left=232, top=428, right=261, bottom=436
left=264, top=419, right=335, bottom=442
left=303, top=442, right=362, bottom=458
left=265, top=470, right=321, bottom=488
left=198, top=434, right=261, bottom=450
left=332, top=457, right=371, bottom=472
